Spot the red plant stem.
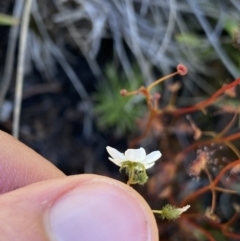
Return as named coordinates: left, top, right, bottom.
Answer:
left=220, top=131, right=240, bottom=142
left=222, top=211, right=239, bottom=228
left=223, top=231, right=240, bottom=240
left=171, top=77, right=240, bottom=115
left=211, top=159, right=240, bottom=186
left=183, top=214, right=240, bottom=240
left=181, top=159, right=240, bottom=206
left=184, top=219, right=217, bottom=241
left=180, top=185, right=210, bottom=206
left=129, top=112, right=156, bottom=148
left=181, top=132, right=240, bottom=156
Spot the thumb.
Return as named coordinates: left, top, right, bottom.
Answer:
left=0, top=174, right=158, bottom=241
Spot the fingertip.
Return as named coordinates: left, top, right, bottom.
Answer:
left=46, top=175, right=158, bottom=241
left=0, top=174, right=158, bottom=241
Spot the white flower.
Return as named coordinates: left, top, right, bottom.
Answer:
left=106, top=146, right=161, bottom=169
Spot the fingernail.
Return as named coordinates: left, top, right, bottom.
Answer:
left=46, top=180, right=152, bottom=241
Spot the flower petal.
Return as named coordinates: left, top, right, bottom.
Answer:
left=108, top=157, right=122, bottom=166
left=143, top=151, right=161, bottom=164
left=106, top=146, right=126, bottom=163
left=144, top=162, right=155, bottom=169
left=125, top=148, right=146, bottom=162
left=177, top=205, right=190, bottom=214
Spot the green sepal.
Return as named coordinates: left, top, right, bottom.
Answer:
left=120, top=161, right=148, bottom=185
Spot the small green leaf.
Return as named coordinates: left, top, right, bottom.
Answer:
left=176, top=33, right=202, bottom=46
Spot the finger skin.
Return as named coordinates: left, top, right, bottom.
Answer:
left=0, top=174, right=159, bottom=241
left=0, top=130, right=65, bottom=193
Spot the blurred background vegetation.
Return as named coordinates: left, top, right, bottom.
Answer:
left=1, top=0, right=240, bottom=240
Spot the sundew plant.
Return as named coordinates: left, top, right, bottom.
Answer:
left=107, top=64, right=240, bottom=241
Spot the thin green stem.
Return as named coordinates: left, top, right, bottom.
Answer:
left=152, top=210, right=163, bottom=214
left=147, top=72, right=178, bottom=92
left=214, top=187, right=238, bottom=194
left=204, top=168, right=216, bottom=214
left=127, top=166, right=135, bottom=185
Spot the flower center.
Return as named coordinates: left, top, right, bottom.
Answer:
left=120, top=161, right=148, bottom=185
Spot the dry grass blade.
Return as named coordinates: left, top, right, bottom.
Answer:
left=53, top=0, right=104, bottom=81
left=187, top=0, right=240, bottom=78
left=32, top=1, right=88, bottom=100
left=0, top=0, right=24, bottom=111
left=13, top=0, right=32, bottom=139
